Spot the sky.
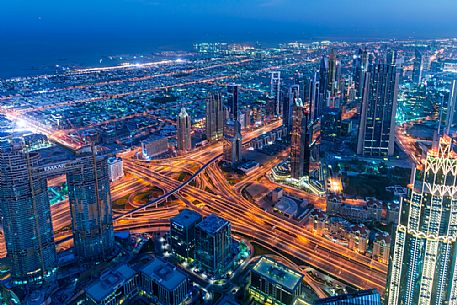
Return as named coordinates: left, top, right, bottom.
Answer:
left=0, top=0, right=456, bottom=76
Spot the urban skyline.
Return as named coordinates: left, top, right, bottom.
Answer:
left=1, top=1, right=457, bottom=305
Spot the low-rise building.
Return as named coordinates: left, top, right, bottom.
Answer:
left=142, top=135, right=169, bottom=159
left=249, top=256, right=304, bottom=305
left=372, top=233, right=391, bottom=264
left=107, top=157, right=124, bottom=182
left=347, top=224, right=370, bottom=254
left=85, top=264, right=137, bottom=305
left=140, top=258, right=189, bottom=305
left=326, top=194, right=383, bottom=222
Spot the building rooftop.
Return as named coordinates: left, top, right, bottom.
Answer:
left=196, top=214, right=230, bottom=235
left=140, top=258, right=187, bottom=291
left=251, top=256, right=303, bottom=292
left=86, top=264, right=136, bottom=302
left=171, top=209, right=202, bottom=228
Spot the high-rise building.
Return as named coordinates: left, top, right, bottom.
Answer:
left=308, top=72, right=321, bottom=122
left=0, top=138, right=56, bottom=285
left=227, top=84, right=239, bottom=121
left=107, top=156, right=124, bottom=182
left=353, top=48, right=369, bottom=99
left=271, top=71, right=281, bottom=116
left=283, top=85, right=300, bottom=132
left=176, top=108, right=192, bottom=153
left=386, top=134, right=457, bottom=305
left=195, top=214, right=232, bottom=276
left=445, top=80, right=457, bottom=134
left=315, top=289, right=381, bottom=305
left=328, top=49, right=338, bottom=96
left=319, top=55, right=329, bottom=105
left=170, top=209, right=203, bottom=259
left=206, top=93, right=225, bottom=142
left=412, top=48, right=424, bottom=84
left=66, top=146, right=114, bottom=262
left=290, top=99, right=310, bottom=179
left=357, top=63, right=399, bottom=157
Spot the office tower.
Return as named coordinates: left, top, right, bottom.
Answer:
left=271, top=71, right=281, bottom=116
left=357, top=63, right=399, bottom=157
left=227, top=84, right=239, bottom=121
left=353, top=48, right=369, bottom=99
left=315, top=289, right=381, bottom=305
left=140, top=257, right=189, bottom=305
left=386, top=49, right=397, bottom=65
left=231, top=120, right=243, bottom=163
left=386, top=134, right=457, bottom=305
left=170, top=209, right=202, bottom=259
left=206, top=93, right=224, bottom=142
left=319, top=55, right=329, bottom=103
left=249, top=256, right=304, bottom=305
left=195, top=214, right=232, bottom=276
left=290, top=99, right=310, bottom=179
left=321, top=108, right=342, bottom=139
left=328, top=49, right=338, bottom=96
left=308, top=73, right=320, bottom=122
left=176, top=108, right=192, bottom=153
left=412, top=48, right=423, bottom=84
left=283, top=85, right=300, bottom=132
left=0, top=138, right=56, bottom=285
left=66, top=146, right=114, bottom=262
left=445, top=80, right=457, bottom=134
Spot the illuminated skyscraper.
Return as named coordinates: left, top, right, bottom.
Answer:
left=66, top=146, right=114, bottom=262
left=227, top=84, right=239, bottom=121
left=206, top=93, right=224, bottom=142
left=386, top=134, right=457, bottom=305
left=357, top=63, right=399, bottom=157
left=283, top=85, right=300, bottom=132
left=328, top=49, right=338, bottom=96
left=412, top=48, right=424, bottom=84
left=0, top=138, right=56, bottom=285
left=271, top=71, right=281, bottom=116
left=176, top=108, right=192, bottom=153
left=353, top=48, right=369, bottom=99
left=290, top=98, right=310, bottom=179
left=445, top=80, right=457, bottom=134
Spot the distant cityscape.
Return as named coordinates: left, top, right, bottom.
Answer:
left=0, top=37, right=456, bottom=305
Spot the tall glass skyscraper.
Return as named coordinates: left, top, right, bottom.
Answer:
left=315, top=289, right=381, bottom=305
left=357, top=63, right=399, bottom=157
left=177, top=108, right=192, bottom=153
left=386, top=134, right=457, bottom=305
left=66, top=146, right=114, bottom=262
left=0, top=138, right=56, bottom=285
left=206, top=93, right=225, bottom=142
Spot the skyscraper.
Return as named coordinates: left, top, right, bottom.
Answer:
left=283, top=85, right=300, bottom=132
left=66, top=146, right=114, bottom=262
left=327, top=49, right=338, bottom=96
left=271, top=71, right=281, bottom=116
left=353, top=48, right=369, bottom=99
left=357, top=63, right=399, bottom=157
left=386, top=134, right=457, bottom=305
left=170, top=209, right=203, bottom=259
left=0, top=138, right=56, bottom=285
left=227, top=84, right=239, bottom=121
left=445, top=80, right=457, bottom=134
left=206, top=93, right=224, bottom=142
left=412, top=48, right=424, bottom=84
left=176, top=108, right=192, bottom=153
left=290, top=98, right=310, bottom=179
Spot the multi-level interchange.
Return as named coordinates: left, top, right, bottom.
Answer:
left=0, top=38, right=457, bottom=304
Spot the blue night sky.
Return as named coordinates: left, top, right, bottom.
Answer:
left=0, top=0, right=456, bottom=76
